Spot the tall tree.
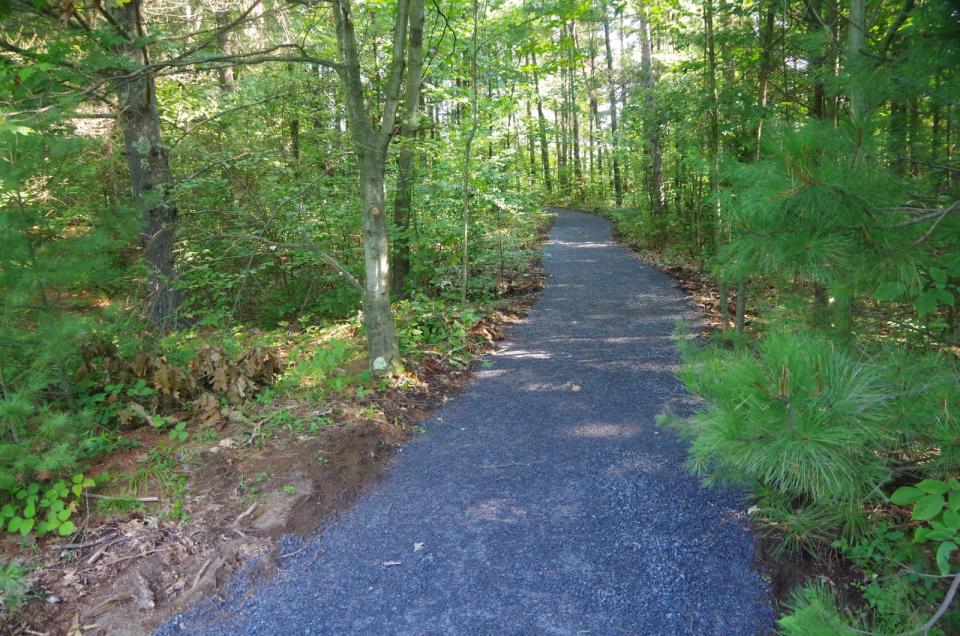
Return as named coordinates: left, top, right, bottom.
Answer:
left=333, top=0, right=424, bottom=374
left=390, top=0, right=427, bottom=295
left=638, top=2, right=665, bottom=219
left=107, top=0, right=181, bottom=329
left=601, top=4, right=623, bottom=206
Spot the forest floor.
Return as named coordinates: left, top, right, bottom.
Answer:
left=2, top=259, right=545, bottom=634
left=155, top=208, right=772, bottom=634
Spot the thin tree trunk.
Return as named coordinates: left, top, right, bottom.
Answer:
left=391, top=0, right=426, bottom=296
left=570, top=21, right=583, bottom=196
left=602, top=6, right=622, bottom=206
left=108, top=0, right=181, bottom=329
left=525, top=95, right=537, bottom=182
left=847, top=0, right=867, bottom=154
left=755, top=4, right=775, bottom=159
left=462, top=0, right=480, bottom=303
left=704, top=0, right=729, bottom=330
left=215, top=10, right=235, bottom=93
left=735, top=279, right=746, bottom=333
left=638, top=4, right=665, bottom=218
left=290, top=119, right=300, bottom=160
left=532, top=51, right=552, bottom=193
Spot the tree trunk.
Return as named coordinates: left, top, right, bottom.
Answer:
left=391, top=0, right=426, bottom=296
left=525, top=95, right=537, bottom=182
left=334, top=0, right=413, bottom=374
left=602, top=7, right=623, bottom=206
left=532, top=51, right=552, bottom=193
left=847, top=0, right=867, bottom=153
left=638, top=4, right=665, bottom=218
left=359, top=154, right=401, bottom=373
left=462, top=0, right=480, bottom=304
left=215, top=10, right=235, bottom=93
left=570, top=21, right=583, bottom=196
left=108, top=0, right=181, bottom=330
left=290, top=118, right=300, bottom=161
left=755, top=4, right=775, bottom=158
left=704, top=0, right=729, bottom=330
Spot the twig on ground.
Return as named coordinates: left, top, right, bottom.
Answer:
left=87, top=494, right=160, bottom=502
left=97, top=549, right=162, bottom=569
left=234, top=502, right=258, bottom=526
left=60, top=533, right=120, bottom=550
left=280, top=545, right=309, bottom=559
left=476, top=459, right=540, bottom=469
left=191, top=558, right=213, bottom=591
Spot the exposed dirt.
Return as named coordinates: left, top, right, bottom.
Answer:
left=2, top=255, right=546, bottom=636
left=753, top=531, right=865, bottom=616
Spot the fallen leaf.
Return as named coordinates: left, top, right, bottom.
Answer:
left=413, top=543, right=424, bottom=552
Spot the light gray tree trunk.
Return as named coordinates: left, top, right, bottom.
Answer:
left=334, top=0, right=417, bottom=374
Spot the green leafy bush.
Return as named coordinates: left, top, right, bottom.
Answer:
left=892, top=479, right=960, bottom=576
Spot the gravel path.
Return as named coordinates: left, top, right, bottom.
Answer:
left=162, top=209, right=773, bottom=635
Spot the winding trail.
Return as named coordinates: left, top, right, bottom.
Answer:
left=163, top=209, right=773, bottom=635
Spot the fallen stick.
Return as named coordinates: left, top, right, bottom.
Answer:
left=191, top=557, right=213, bottom=592
left=61, top=533, right=120, bottom=550
left=234, top=502, right=257, bottom=525
left=87, top=494, right=160, bottom=502
left=97, top=548, right=162, bottom=569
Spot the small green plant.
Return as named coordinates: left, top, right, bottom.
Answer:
left=892, top=478, right=960, bottom=575
left=0, top=559, right=30, bottom=615
left=0, top=473, right=95, bottom=537
left=777, top=584, right=865, bottom=635
left=282, top=484, right=298, bottom=495
left=167, top=422, right=189, bottom=443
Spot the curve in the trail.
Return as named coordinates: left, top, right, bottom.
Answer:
left=162, top=209, right=773, bottom=635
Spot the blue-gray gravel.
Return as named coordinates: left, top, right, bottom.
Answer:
left=160, top=209, right=773, bottom=635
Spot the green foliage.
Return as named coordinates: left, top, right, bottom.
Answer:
left=777, top=584, right=865, bottom=636
left=893, top=479, right=960, bottom=576
left=0, top=560, right=30, bottom=615
left=0, top=473, right=94, bottom=538
left=832, top=523, right=943, bottom=633
left=679, top=330, right=891, bottom=506
left=394, top=294, right=482, bottom=354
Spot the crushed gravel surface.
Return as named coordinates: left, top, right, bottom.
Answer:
left=160, top=208, right=773, bottom=635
